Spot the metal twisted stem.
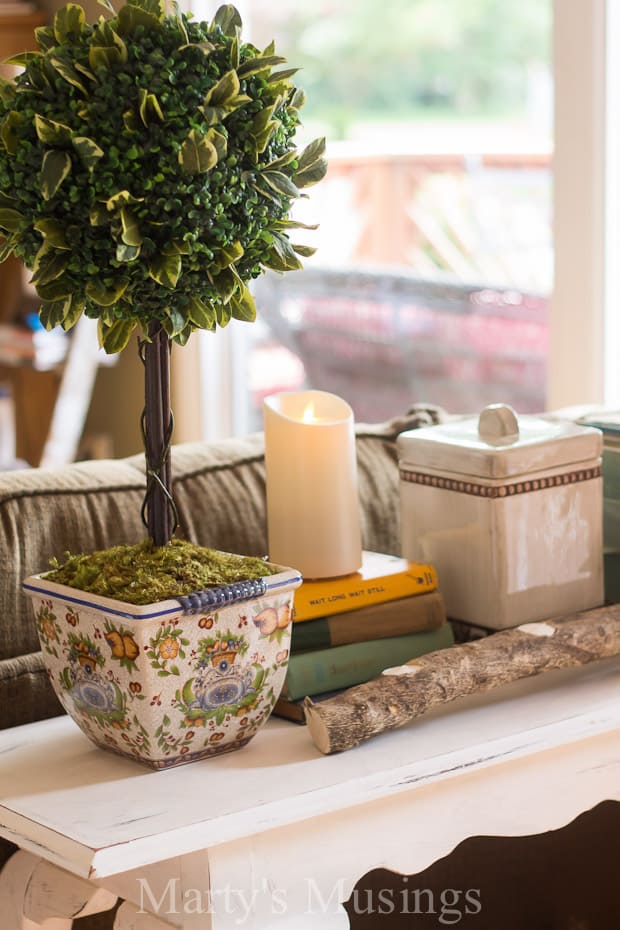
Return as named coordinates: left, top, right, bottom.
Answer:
left=138, top=325, right=179, bottom=545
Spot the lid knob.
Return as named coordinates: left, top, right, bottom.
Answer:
left=478, top=403, right=520, bottom=445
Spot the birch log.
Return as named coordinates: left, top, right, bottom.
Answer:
left=304, top=604, right=620, bottom=754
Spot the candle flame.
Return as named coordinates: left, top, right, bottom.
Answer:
left=302, top=401, right=316, bottom=423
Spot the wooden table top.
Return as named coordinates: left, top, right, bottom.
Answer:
left=1, top=657, right=619, bottom=880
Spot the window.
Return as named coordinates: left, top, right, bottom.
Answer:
left=191, top=1, right=616, bottom=435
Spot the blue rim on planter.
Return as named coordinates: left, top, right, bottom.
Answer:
left=22, top=568, right=302, bottom=619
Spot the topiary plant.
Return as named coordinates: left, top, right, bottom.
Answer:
left=0, top=0, right=326, bottom=548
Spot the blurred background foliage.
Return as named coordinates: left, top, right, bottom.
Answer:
left=246, top=0, right=551, bottom=138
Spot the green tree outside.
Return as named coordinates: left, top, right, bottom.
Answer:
left=247, top=0, right=551, bottom=138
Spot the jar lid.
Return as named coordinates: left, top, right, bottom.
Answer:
left=397, top=404, right=602, bottom=479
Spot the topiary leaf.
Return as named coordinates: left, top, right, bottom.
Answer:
left=215, top=302, right=231, bottom=327
left=32, top=240, right=53, bottom=272
left=230, top=285, right=256, bottom=322
left=213, top=240, right=243, bottom=271
left=290, top=88, right=306, bottom=110
left=34, top=115, right=72, bottom=147
left=120, top=207, right=142, bottom=246
left=41, top=150, right=72, bottom=200
left=263, top=232, right=303, bottom=272
left=72, top=136, right=104, bottom=170
left=98, top=318, right=136, bottom=354
left=1, top=111, right=21, bottom=155
left=180, top=39, right=214, bottom=57
left=211, top=4, right=242, bottom=36
left=0, top=192, right=16, bottom=210
left=187, top=295, right=216, bottom=329
left=39, top=296, right=72, bottom=330
left=267, top=67, right=299, bottom=84
left=89, top=204, right=108, bottom=226
left=173, top=325, right=192, bottom=347
left=204, top=70, right=240, bottom=107
left=116, top=242, right=141, bottom=262
left=275, top=218, right=319, bottom=231
left=206, top=127, right=227, bottom=162
left=89, top=45, right=124, bottom=69
left=265, top=150, right=297, bottom=171
left=0, top=237, right=15, bottom=263
left=138, top=88, right=164, bottom=125
left=178, top=129, right=217, bottom=174
left=35, top=26, right=57, bottom=52
left=174, top=8, right=189, bottom=44
left=0, top=77, right=15, bottom=105
left=106, top=190, right=144, bottom=210
left=74, top=61, right=96, bottom=81
left=117, top=2, right=161, bottom=34
left=88, top=20, right=127, bottom=66
left=148, top=253, right=181, bottom=288
left=292, top=243, right=317, bottom=258
left=161, top=239, right=190, bottom=255
left=4, top=51, right=40, bottom=67
left=295, top=158, right=328, bottom=189
left=297, top=136, right=326, bottom=171
left=34, top=218, right=70, bottom=249
left=162, top=306, right=185, bottom=336
left=61, top=299, right=85, bottom=331
left=37, top=276, right=73, bottom=300
left=53, top=4, right=86, bottom=44
left=250, top=105, right=279, bottom=153
left=129, top=0, right=164, bottom=19
left=31, top=250, right=70, bottom=286
left=123, top=108, right=140, bottom=132
left=0, top=208, right=22, bottom=233
left=261, top=170, right=299, bottom=199
left=237, top=54, right=286, bottom=79
left=200, top=105, right=230, bottom=127
left=86, top=276, right=129, bottom=306
left=49, top=56, right=88, bottom=93
left=210, top=267, right=236, bottom=302
left=26, top=68, right=53, bottom=94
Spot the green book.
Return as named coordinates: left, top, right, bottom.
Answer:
left=281, top=623, right=454, bottom=701
left=291, top=590, right=446, bottom=653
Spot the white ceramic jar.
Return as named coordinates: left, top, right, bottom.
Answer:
left=398, top=404, right=604, bottom=630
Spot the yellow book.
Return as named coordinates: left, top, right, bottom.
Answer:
left=292, top=551, right=438, bottom=623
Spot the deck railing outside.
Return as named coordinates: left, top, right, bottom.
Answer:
left=250, top=150, right=552, bottom=425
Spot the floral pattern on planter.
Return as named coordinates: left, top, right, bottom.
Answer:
left=103, top=620, right=140, bottom=672
left=146, top=620, right=190, bottom=677
left=33, top=600, right=63, bottom=658
left=24, top=565, right=301, bottom=769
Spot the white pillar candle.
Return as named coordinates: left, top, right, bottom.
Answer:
left=264, top=390, right=363, bottom=579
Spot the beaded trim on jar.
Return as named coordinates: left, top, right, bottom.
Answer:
left=399, top=465, right=602, bottom=499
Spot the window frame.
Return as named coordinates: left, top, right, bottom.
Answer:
left=550, top=0, right=611, bottom=410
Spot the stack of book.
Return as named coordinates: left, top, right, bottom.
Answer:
left=274, top=551, right=454, bottom=722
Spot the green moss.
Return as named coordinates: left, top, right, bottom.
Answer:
left=46, top=538, right=278, bottom=605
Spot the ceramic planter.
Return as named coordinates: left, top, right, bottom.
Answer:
left=23, top=564, right=301, bottom=769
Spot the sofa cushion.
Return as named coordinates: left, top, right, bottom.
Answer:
left=0, top=652, right=62, bottom=729
left=0, top=460, right=146, bottom=659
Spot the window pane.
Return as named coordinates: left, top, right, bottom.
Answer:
left=195, top=0, right=552, bottom=428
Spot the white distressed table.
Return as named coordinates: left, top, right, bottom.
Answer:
left=1, top=657, right=620, bottom=930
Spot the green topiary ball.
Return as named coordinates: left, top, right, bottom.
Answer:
left=0, top=0, right=326, bottom=352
